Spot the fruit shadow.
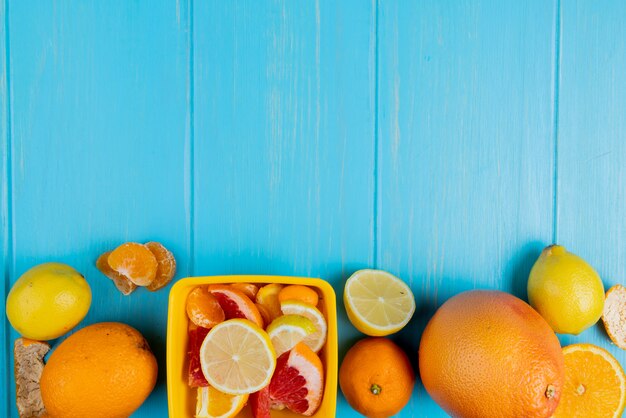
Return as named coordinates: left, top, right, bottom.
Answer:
left=505, top=240, right=545, bottom=301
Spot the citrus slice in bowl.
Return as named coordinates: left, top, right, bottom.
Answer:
left=278, top=285, right=319, bottom=307
left=208, top=285, right=264, bottom=327
left=269, top=342, right=324, bottom=416
left=186, top=287, right=225, bottom=329
left=256, top=283, right=284, bottom=322
left=200, top=319, right=276, bottom=395
left=344, top=269, right=415, bottom=336
left=195, top=385, right=249, bottom=418
left=267, top=314, right=316, bottom=357
left=552, top=343, right=626, bottom=418
left=280, top=300, right=327, bottom=352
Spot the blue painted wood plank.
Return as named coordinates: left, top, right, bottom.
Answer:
left=377, top=0, right=557, bottom=415
left=193, top=1, right=375, bottom=416
left=557, top=0, right=626, bottom=364
left=6, top=1, right=191, bottom=416
left=1, top=0, right=10, bottom=415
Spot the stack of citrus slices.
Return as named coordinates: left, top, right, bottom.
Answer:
left=185, top=283, right=327, bottom=418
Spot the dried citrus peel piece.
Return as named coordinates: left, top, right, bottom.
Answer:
left=603, top=285, right=626, bottom=350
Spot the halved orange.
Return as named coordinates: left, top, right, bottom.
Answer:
left=107, top=242, right=158, bottom=286
left=208, top=285, right=264, bottom=327
left=552, top=343, right=626, bottom=418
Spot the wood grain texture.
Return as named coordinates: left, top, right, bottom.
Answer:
left=377, top=0, right=557, bottom=415
left=193, top=1, right=375, bottom=416
left=557, top=0, right=626, bottom=360
left=6, top=1, right=191, bottom=416
left=1, top=0, right=9, bottom=415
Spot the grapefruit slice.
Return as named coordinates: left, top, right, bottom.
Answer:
left=249, top=387, right=271, bottom=418
left=188, top=323, right=210, bottom=387
left=200, top=319, right=276, bottom=395
left=269, top=342, right=324, bottom=416
left=208, top=285, right=264, bottom=327
left=195, top=385, right=248, bottom=418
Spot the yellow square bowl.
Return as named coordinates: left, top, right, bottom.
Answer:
left=167, top=275, right=338, bottom=418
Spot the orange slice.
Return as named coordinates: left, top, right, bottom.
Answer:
left=144, top=242, right=176, bottom=291
left=603, top=285, right=626, bottom=350
left=195, top=385, right=248, bottom=418
left=552, top=343, right=626, bottom=418
left=186, top=287, right=225, bottom=329
left=278, top=285, right=319, bottom=307
left=200, top=319, right=276, bottom=395
left=208, top=285, right=264, bottom=328
left=96, top=251, right=137, bottom=295
left=107, top=242, right=158, bottom=286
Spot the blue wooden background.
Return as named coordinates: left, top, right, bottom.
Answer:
left=2, top=1, right=626, bottom=417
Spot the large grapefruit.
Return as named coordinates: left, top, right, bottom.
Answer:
left=419, top=290, right=564, bottom=418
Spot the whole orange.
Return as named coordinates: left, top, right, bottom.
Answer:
left=419, top=290, right=564, bottom=418
left=40, top=322, right=157, bottom=418
left=339, top=337, right=414, bottom=418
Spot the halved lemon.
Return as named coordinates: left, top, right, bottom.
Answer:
left=195, top=385, right=248, bottom=418
left=199, top=319, right=276, bottom=395
left=280, top=301, right=327, bottom=352
left=552, top=343, right=626, bottom=418
left=344, top=269, right=415, bottom=336
left=267, top=314, right=316, bottom=357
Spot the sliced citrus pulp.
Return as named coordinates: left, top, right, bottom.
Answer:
left=256, top=283, right=284, bottom=323
left=603, top=284, right=626, bottom=350
left=552, top=343, right=626, bottom=418
left=269, top=342, right=324, bottom=416
left=344, top=269, right=415, bottom=336
left=186, top=287, right=225, bottom=329
left=188, top=323, right=210, bottom=387
left=230, top=283, right=259, bottom=300
left=267, top=314, right=316, bottom=357
left=280, top=300, right=327, bottom=352
left=195, top=385, right=248, bottom=418
left=107, top=242, right=158, bottom=286
left=278, top=285, right=319, bottom=307
left=249, top=387, right=271, bottom=418
left=144, top=241, right=176, bottom=291
left=208, top=285, right=264, bottom=327
left=200, top=319, right=276, bottom=395
left=96, top=251, right=137, bottom=295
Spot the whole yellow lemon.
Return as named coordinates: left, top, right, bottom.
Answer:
left=6, top=262, right=92, bottom=340
left=528, top=245, right=604, bottom=335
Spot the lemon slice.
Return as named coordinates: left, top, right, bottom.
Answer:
left=344, top=269, right=415, bottom=336
left=280, top=301, right=327, bottom=352
left=200, top=319, right=276, bottom=395
left=195, top=386, right=249, bottom=418
left=267, top=314, right=316, bottom=357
